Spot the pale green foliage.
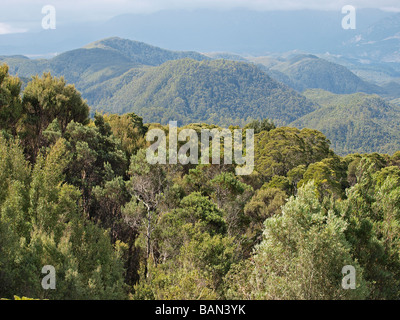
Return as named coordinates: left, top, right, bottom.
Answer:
left=226, top=182, right=369, bottom=300
left=0, top=136, right=127, bottom=299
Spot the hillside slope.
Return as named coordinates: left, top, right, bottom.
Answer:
left=255, top=54, right=383, bottom=94
left=291, top=89, right=400, bottom=155
left=96, top=58, right=318, bottom=126
left=0, top=37, right=209, bottom=89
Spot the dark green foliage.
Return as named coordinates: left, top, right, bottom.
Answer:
left=243, top=118, right=276, bottom=134
left=0, top=64, right=22, bottom=136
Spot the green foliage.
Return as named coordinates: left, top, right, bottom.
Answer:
left=292, top=89, right=400, bottom=155
left=243, top=118, right=276, bottom=134
left=0, top=64, right=22, bottom=135
left=298, top=157, right=348, bottom=200
left=105, top=112, right=148, bottom=156
left=140, top=229, right=237, bottom=300
left=340, top=163, right=400, bottom=299
left=255, top=126, right=333, bottom=179
left=98, top=59, right=316, bottom=126
left=1, top=63, right=400, bottom=300
left=0, top=136, right=127, bottom=299
left=243, top=187, right=286, bottom=246
left=225, top=182, right=369, bottom=300
left=20, top=72, right=89, bottom=160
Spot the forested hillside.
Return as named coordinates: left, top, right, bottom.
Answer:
left=292, top=89, right=400, bottom=155
left=0, top=38, right=317, bottom=126
left=3, top=37, right=400, bottom=155
left=253, top=54, right=383, bottom=94
left=95, top=58, right=317, bottom=125
left=2, top=65, right=400, bottom=300
left=0, top=37, right=208, bottom=91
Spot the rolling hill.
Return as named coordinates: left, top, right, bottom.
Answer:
left=95, top=58, right=318, bottom=126
left=3, top=37, right=400, bottom=155
left=0, top=38, right=318, bottom=126
left=252, top=54, right=383, bottom=95
left=291, top=89, right=400, bottom=155
left=0, top=37, right=209, bottom=88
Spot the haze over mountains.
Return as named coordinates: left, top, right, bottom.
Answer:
left=342, top=12, right=400, bottom=63
left=0, top=8, right=396, bottom=59
left=251, top=54, right=384, bottom=94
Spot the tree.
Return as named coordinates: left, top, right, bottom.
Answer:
left=0, top=136, right=127, bottom=299
left=255, top=127, right=332, bottom=180
left=244, top=187, right=286, bottom=246
left=106, top=112, right=148, bottom=157
left=63, top=120, right=127, bottom=215
left=287, top=164, right=306, bottom=194
left=0, top=64, right=22, bottom=135
left=136, top=222, right=237, bottom=299
left=0, top=135, right=30, bottom=297
left=21, top=73, right=89, bottom=160
left=243, top=118, right=275, bottom=134
left=209, top=172, right=253, bottom=238
left=124, top=149, right=168, bottom=276
left=298, top=157, right=348, bottom=200
left=225, top=182, right=368, bottom=299
left=341, top=163, right=400, bottom=299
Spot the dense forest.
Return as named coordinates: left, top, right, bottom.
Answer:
left=255, top=54, right=383, bottom=95
left=95, top=58, right=317, bottom=126
left=3, top=38, right=400, bottom=157
left=2, top=64, right=400, bottom=300
left=292, top=89, right=400, bottom=155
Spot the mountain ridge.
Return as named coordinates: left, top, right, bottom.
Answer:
left=2, top=37, right=400, bottom=154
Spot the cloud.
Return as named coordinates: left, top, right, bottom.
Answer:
left=0, top=23, right=28, bottom=35
left=55, top=0, right=400, bottom=14
left=0, top=0, right=399, bottom=23
left=49, top=0, right=400, bottom=12
left=381, top=7, right=400, bottom=12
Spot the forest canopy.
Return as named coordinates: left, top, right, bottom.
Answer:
left=1, top=65, right=400, bottom=300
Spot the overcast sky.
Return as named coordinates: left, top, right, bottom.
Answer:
left=1, top=0, right=400, bottom=34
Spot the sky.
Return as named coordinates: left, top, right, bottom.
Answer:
left=1, top=0, right=400, bottom=34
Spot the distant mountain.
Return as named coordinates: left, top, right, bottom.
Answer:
left=3, top=36, right=400, bottom=152
left=84, top=37, right=208, bottom=66
left=0, top=37, right=208, bottom=84
left=291, top=89, right=400, bottom=155
left=343, top=13, right=400, bottom=63
left=95, top=58, right=317, bottom=126
left=203, top=52, right=248, bottom=62
left=345, top=63, right=400, bottom=87
left=253, top=54, right=383, bottom=95
left=0, top=38, right=317, bottom=126
left=0, top=37, right=211, bottom=103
